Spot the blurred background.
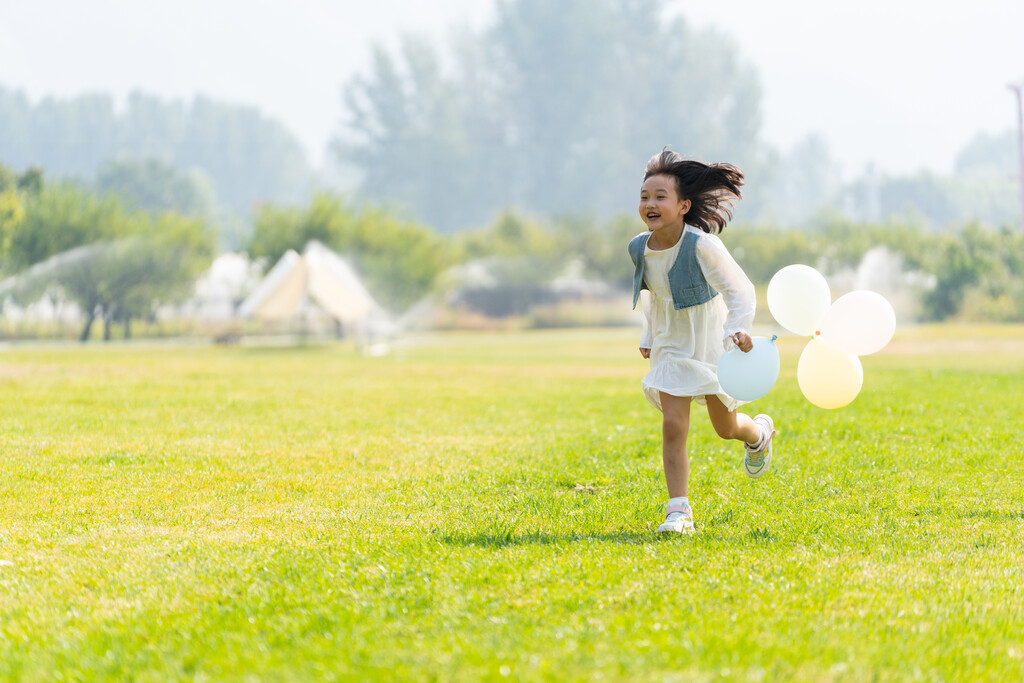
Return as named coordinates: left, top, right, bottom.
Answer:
left=1, top=0, right=1022, bottom=342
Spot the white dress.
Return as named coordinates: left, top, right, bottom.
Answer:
left=639, top=225, right=756, bottom=413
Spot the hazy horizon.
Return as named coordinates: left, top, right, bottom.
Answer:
left=2, top=0, right=1023, bottom=180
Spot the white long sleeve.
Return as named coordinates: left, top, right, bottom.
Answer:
left=639, top=288, right=653, bottom=349
left=695, top=233, right=756, bottom=349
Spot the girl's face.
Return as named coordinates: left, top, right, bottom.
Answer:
left=639, top=174, right=690, bottom=235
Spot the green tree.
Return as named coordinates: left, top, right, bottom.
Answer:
left=0, top=188, right=25, bottom=263
left=343, top=204, right=453, bottom=310
left=0, top=178, right=215, bottom=340
left=550, top=213, right=638, bottom=288
left=99, top=213, right=215, bottom=339
left=248, top=193, right=450, bottom=310
left=95, top=158, right=217, bottom=217
left=4, top=182, right=129, bottom=271
left=0, top=163, right=44, bottom=272
left=721, top=226, right=820, bottom=286
left=249, top=193, right=349, bottom=264
left=454, top=210, right=557, bottom=262
left=919, top=223, right=1024, bottom=322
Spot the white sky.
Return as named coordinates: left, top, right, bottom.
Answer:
left=1, top=0, right=1022, bottom=179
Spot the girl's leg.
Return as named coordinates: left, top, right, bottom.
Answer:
left=659, top=393, right=692, bottom=498
left=704, top=394, right=761, bottom=445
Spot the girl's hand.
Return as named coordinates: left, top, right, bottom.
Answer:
left=732, top=332, right=753, bottom=353
left=640, top=347, right=651, bottom=359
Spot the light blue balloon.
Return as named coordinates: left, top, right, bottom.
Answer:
left=717, top=336, right=780, bottom=402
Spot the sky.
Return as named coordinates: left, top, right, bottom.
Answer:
left=1, top=0, right=1023, bottom=180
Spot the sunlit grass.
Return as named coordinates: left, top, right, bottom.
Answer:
left=1, top=327, right=1022, bottom=681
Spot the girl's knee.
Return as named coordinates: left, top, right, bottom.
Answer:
left=663, top=414, right=689, bottom=440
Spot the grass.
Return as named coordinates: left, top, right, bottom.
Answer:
left=1, top=326, right=1022, bottom=681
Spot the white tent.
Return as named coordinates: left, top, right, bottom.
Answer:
left=238, top=241, right=379, bottom=325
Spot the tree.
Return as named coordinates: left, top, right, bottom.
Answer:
left=759, top=134, right=841, bottom=226
left=0, top=235, right=210, bottom=341
left=839, top=132, right=1021, bottom=230
left=0, top=179, right=215, bottom=340
left=99, top=214, right=214, bottom=339
left=94, top=158, right=217, bottom=217
left=955, top=130, right=1017, bottom=175
left=180, top=95, right=312, bottom=212
left=0, top=188, right=25, bottom=262
left=548, top=213, right=637, bottom=288
left=338, top=38, right=475, bottom=231
left=0, top=86, right=313, bottom=215
left=4, top=182, right=129, bottom=272
left=248, top=192, right=450, bottom=310
left=249, top=193, right=349, bottom=265
left=917, top=223, right=1024, bottom=322
left=335, top=0, right=766, bottom=231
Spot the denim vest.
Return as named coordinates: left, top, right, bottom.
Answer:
left=628, top=230, right=718, bottom=310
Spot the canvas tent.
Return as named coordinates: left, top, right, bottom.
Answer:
left=238, top=241, right=378, bottom=326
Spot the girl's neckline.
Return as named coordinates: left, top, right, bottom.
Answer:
left=646, top=227, right=687, bottom=252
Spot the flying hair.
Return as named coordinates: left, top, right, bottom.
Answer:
left=643, top=149, right=744, bottom=234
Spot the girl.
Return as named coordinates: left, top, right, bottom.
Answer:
left=628, top=149, right=776, bottom=534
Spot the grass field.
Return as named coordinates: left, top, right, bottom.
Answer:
left=1, top=326, right=1022, bottom=681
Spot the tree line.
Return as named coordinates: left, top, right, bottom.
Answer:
left=246, top=190, right=1024, bottom=324
left=2, top=159, right=1021, bottom=343
left=335, top=0, right=1021, bottom=233
left=0, top=87, right=312, bottom=215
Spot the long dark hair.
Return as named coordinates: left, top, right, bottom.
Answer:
left=643, top=149, right=744, bottom=234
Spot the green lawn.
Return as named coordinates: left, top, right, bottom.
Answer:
left=1, top=327, right=1022, bottom=681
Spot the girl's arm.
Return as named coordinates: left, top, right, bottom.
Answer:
left=639, top=288, right=653, bottom=357
left=697, top=235, right=756, bottom=350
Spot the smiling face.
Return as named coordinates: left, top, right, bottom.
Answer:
left=639, top=174, right=691, bottom=240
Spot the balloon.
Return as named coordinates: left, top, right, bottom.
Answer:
left=718, top=336, right=781, bottom=402
left=797, top=339, right=863, bottom=409
left=767, top=265, right=831, bottom=336
left=818, top=290, right=896, bottom=356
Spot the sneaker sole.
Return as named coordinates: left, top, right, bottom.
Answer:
left=656, top=520, right=695, bottom=534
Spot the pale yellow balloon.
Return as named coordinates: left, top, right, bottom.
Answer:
left=797, top=339, right=864, bottom=409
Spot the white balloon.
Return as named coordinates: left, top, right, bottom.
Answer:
left=767, top=265, right=831, bottom=337
left=818, top=290, right=896, bottom=356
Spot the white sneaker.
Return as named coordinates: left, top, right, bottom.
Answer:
left=656, top=503, right=695, bottom=534
left=744, top=414, right=776, bottom=479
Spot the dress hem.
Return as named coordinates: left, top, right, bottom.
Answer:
left=641, top=381, right=745, bottom=413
